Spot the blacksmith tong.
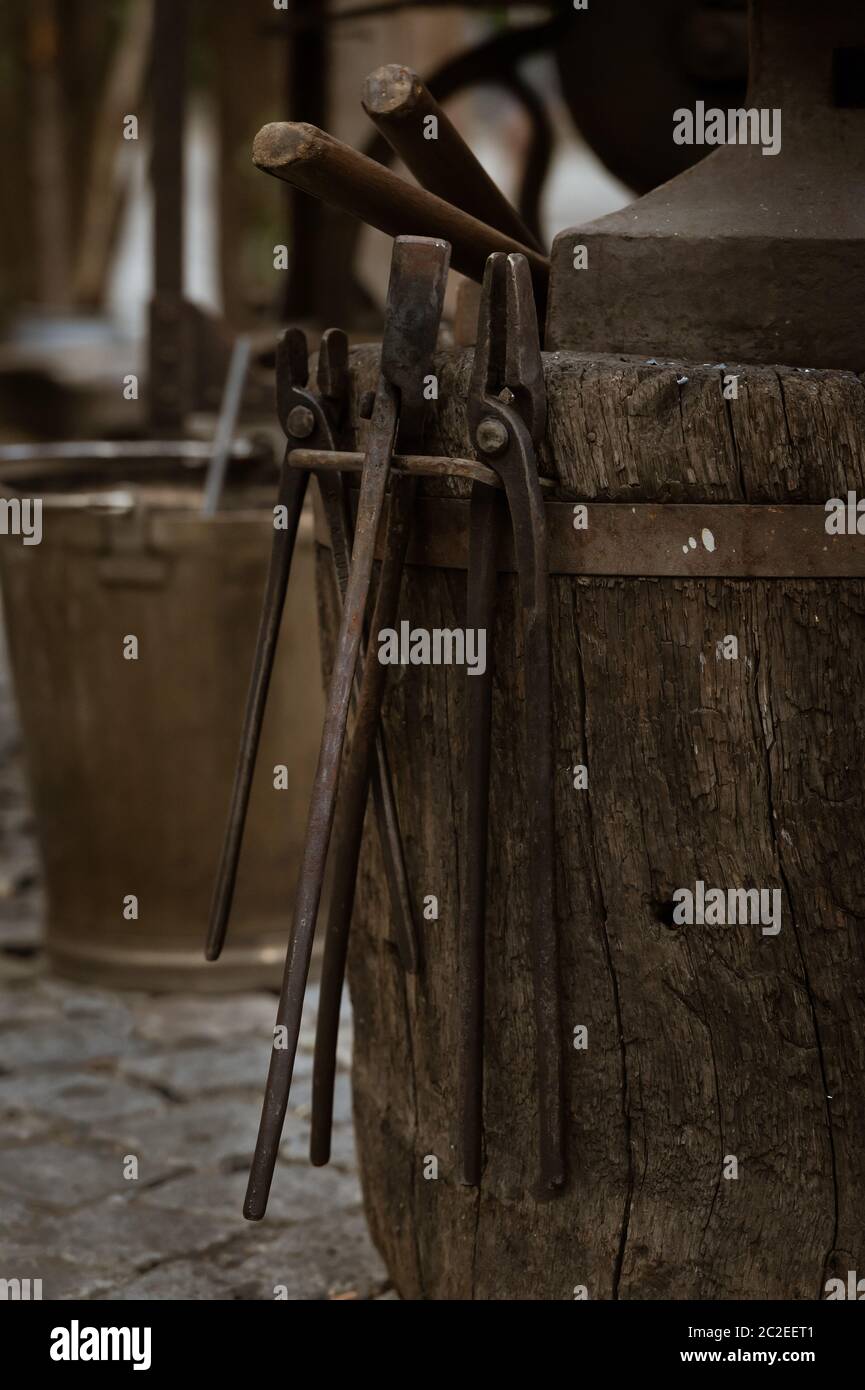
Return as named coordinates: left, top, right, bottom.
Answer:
left=206, top=328, right=416, bottom=972
left=459, top=251, right=564, bottom=1194
left=244, top=235, right=451, bottom=1219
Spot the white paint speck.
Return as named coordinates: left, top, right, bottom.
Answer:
left=688, top=537, right=697, bottom=549
left=701, top=528, right=716, bottom=552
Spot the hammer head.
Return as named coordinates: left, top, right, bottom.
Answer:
left=380, top=235, right=451, bottom=445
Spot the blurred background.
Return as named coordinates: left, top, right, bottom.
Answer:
left=0, top=0, right=653, bottom=989
left=0, top=0, right=635, bottom=441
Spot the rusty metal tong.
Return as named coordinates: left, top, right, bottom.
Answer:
left=206, top=328, right=415, bottom=972
left=205, top=339, right=309, bottom=964
left=283, top=327, right=421, bottom=980
left=459, top=251, right=564, bottom=1194
left=245, top=235, right=451, bottom=1220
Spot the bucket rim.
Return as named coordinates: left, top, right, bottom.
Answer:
left=0, top=439, right=278, bottom=518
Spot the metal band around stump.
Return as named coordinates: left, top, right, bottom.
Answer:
left=313, top=491, right=865, bottom=580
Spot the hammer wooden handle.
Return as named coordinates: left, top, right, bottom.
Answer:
left=362, top=64, right=544, bottom=254
left=252, top=121, right=549, bottom=302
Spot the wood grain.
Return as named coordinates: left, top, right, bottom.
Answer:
left=315, top=351, right=865, bottom=1299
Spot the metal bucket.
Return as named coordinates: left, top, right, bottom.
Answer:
left=0, top=461, right=320, bottom=990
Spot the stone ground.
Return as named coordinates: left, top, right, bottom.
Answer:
left=0, top=622, right=393, bottom=1301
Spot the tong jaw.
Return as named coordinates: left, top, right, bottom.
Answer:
left=469, top=253, right=549, bottom=612
left=276, top=326, right=350, bottom=451
left=468, top=252, right=546, bottom=453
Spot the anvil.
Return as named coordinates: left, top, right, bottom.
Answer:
left=546, top=0, right=865, bottom=372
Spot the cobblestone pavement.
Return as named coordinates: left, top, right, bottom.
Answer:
left=0, top=623, right=392, bottom=1302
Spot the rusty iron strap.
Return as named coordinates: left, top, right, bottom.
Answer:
left=291, top=446, right=504, bottom=489
left=311, top=494, right=865, bottom=579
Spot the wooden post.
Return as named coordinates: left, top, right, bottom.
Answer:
left=315, top=347, right=865, bottom=1300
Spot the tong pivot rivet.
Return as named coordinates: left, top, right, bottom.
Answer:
left=287, top=405, right=316, bottom=438
left=475, top=417, right=509, bottom=456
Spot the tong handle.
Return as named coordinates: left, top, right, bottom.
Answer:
left=206, top=460, right=308, bottom=961
left=244, top=236, right=450, bottom=1220
left=311, top=475, right=419, bottom=1167
left=457, top=482, right=499, bottom=1186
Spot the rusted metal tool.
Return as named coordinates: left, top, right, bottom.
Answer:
left=205, top=395, right=309, bottom=965
left=310, top=470, right=419, bottom=1167
left=289, top=446, right=509, bottom=490
left=244, top=235, right=451, bottom=1220
left=458, top=477, right=499, bottom=1190
left=360, top=57, right=553, bottom=1186
left=279, top=327, right=420, bottom=980
left=310, top=226, right=447, bottom=1160
left=206, top=328, right=415, bottom=971
left=459, top=251, right=564, bottom=1193
left=300, top=345, right=421, bottom=981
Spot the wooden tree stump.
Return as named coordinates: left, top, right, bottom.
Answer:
left=315, top=348, right=865, bottom=1300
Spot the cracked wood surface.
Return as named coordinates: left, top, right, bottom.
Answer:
left=315, top=349, right=865, bottom=1300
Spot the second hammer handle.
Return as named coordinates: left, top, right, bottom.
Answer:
left=362, top=64, right=544, bottom=255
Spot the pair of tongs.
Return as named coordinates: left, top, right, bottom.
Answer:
left=206, top=329, right=415, bottom=974
left=243, top=236, right=451, bottom=1219
left=458, top=251, right=564, bottom=1194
